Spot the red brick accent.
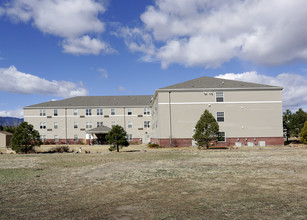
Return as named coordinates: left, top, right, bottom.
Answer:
left=129, top=138, right=142, bottom=144
left=150, top=138, right=192, bottom=147
left=151, top=137, right=284, bottom=147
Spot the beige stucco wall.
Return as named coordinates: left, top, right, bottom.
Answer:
left=152, top=89, right=283, bottom=139
left=24, top=106, right=152, bottom=142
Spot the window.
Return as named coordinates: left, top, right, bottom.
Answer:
left=218, top=132, right=226, bottom=142
left=40, top=109, right=46, bottom=116
left=111, top=108, right=115, bottom=115
left=54, top=135, right=59, bottom=142
left=40, top=135, right=46, bottom=142
left=111, top=121, right=115, bottom=127
left=86, top=122, right=92, bottom=128
left=128, top=121, right=132, bottom=128
left=54, top=109, right=58, bottom=116
left=216, top=92, right=224, bottom=102
left=128, top=108, right=132, bottom=115
left=217, top=112, right=224, bottom=122
left=127, top=134, right=133, bottom=141
left=40, top=122, right=46, bottom=129
left=74, top=122, right=78, bottom=129
left=144, top=108, right=150, bottom=115
left=97, top=122, right=103, bottom=127
left=144, top=121, right=150, bottom=128
left=97, top=108, right=103, bottom=115
left=74, top=135, right=78, bottom=142
left=74, top=109, right=78, bottom=116
left=54, top=122, right=58, bottom=129
left=86, top=109, right=92, bottom=116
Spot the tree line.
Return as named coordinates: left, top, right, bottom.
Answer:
left=283, top=108, right=307, bottom=143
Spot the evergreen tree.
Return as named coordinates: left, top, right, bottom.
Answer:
left=106, top=125, right=129, bottom=152
left=300, top=121, right=307, bottom=144
left=11, top=122, right=41, bottom=153
left=193, top=109, right=219, bottom=149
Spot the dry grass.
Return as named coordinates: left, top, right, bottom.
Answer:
left=0, top=145, right=306, bottom=219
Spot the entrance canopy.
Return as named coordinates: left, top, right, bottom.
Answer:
left=86, top=125, right=111, bottom=134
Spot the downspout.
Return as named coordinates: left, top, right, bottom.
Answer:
left=123, top=107, right=126, bottom=130
left=169, top=91, right=173, bottom=147
left=65, top=108, right=67, bottom=144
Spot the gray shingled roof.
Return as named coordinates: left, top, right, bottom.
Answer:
left=159, top=76, right=280, bottom=90
left=87, top=126, right=111, bottom=134
left=25, top=95, right=153, bottom=108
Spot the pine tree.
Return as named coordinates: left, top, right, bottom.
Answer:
left=193, top=109, right=219, bottom=149
left=106, top=125, right=129, bottom=152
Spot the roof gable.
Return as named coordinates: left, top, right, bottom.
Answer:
left=159, top=76, right=279, bottom=90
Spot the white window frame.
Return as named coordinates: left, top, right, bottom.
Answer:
left=97, top=122, right=103, bottom=127
left=111, top=108, right=115, bottom=115
left=40, top=109, right=46, bottom=116
left=128, top=108, right=132, bottom=115
left=86, top=122, right=92, bottom=129
left=54, top=135, right=59, bottom=142
left=218, top=132, right=226, bottom=142
left=74, top=122, right=78, bottom=129
left=216, top=92, right=224, bottom=102
left=86, top=109, right=92, bottom=116
left=144, top=121, right=150, bottom=128
left=127, top=134, right=133, bottom=141
left=40, top=122, right=46, bottom=129
left=97, top=108, right=103, bottom=116
left=144, top=108, right=150, bottom=115
left=54, top=122, right=58, bottom=129
left=54, top=109, right=58, bottom=116
left=128, top=121, right=132, bottom=128
left=73, top=109, right=78, bottom=116
left=74, top=135, right=78, bottom=142
left=217, top=112, right=225, bottom=122
left=40, top=135, right=46, bottom=142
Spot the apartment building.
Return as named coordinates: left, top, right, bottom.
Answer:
left=151, top=76, right=284, bottom=147
left=24, top=95, right=152, bottom=144
left=24, top=76, right=284, bottom=147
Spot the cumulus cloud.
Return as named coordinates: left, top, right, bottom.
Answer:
left=0, top=66, right=88, bottom=98
left=62, top=35, right=114, bottom=55
left=121, top=0, right=307, bottom=68
left=1, top=0, right=111, bottom=55
left=215, top=72, right=307, bottom=110
left=0, top=109, right=23, bottom=118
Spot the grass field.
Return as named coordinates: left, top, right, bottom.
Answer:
left=0, top=145, right=306, bottom=219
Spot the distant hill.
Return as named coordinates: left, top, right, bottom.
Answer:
left=0, top=117, right=23, bottom=127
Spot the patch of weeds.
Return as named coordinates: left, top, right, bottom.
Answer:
left=0, top=168, right=45, bottom=184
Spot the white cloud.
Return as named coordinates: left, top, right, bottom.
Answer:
left=119, top=86, right=126, bottom=92
left=215, top=72, right=307, bottom=110
left=62, top=35, right=114, bottom=55
left=97, top=68, right=108, bottom=79
left=0, top=109, right=23, bottom=118
left=122, top=0, right=307, bottom=68
left=0, top=66, right=88, bottom=98
left=1, top=0, right=112, bottom=55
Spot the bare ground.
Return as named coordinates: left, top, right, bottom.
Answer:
left=0, top=145, right=306, bottom=219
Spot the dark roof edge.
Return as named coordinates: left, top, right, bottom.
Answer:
left=24, top=104, right=151, bottom=109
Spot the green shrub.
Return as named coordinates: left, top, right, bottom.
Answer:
left=300, top=121, right=307, bottom=144
left=148, top=143, right=165, bottom=148
left=109, top=145, right=116, bottom=151
left=53, top=146, right=70, bottom=153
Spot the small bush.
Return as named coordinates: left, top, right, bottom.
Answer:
left=53, top=146, right=70, bottom=153
left=109, top=145, right=116, bottom=151
left=148, top=143, right=165, bottom=148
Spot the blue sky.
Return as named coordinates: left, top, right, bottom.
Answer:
left=0, top=0, right=306, bottom=118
